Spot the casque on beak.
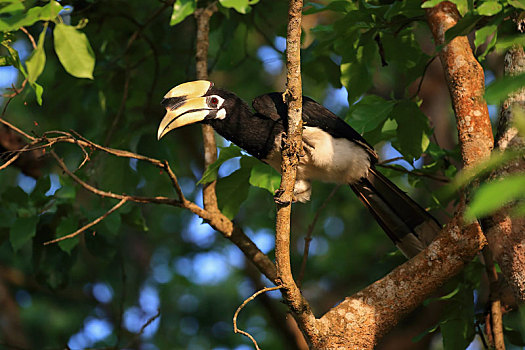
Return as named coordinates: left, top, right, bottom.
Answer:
left=157, top=80, right=213, bottom=140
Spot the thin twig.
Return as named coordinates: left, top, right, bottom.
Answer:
left=2, top=79, right=28, bottom=98
left=482, top=248, right=505, bottom=350
left=0, top=118, right=35, bottom=141
left=163, top=160, right=186, bottom=202
left=0, top=142, right=33, bottom=171
left=233, top=285, right=283, bottom=350
left=409, top=55, right=437, bottom=100
left=50, top=149, right=179, bottom=205
left=378, top=163, right=451, bottom=182
left=195, top=2, right=219, bottom=212
left=273, top=0, right=318, bottom=341
left=43, top=197, right=128, bottom=245
left=297, top=185, right=340, bottom=288
left=377, top=156, right=405, bottom=165
left=20, top=27, right=37, bottom=50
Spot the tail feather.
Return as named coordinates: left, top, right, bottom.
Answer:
left=350, top=167, right=441, bottom=258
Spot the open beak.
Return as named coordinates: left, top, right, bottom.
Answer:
left=157, top=97, right=212, bottom=140
left=157, top=80, right=214, bottom=140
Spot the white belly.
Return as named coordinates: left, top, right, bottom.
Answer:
left=263, top=126, right=372, bottom=201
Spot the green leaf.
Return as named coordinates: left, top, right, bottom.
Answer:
left=476, top=0, right=502, bottom=15
left=439, top=274, right=477, bottom=350
left=53, top=23, right=95, bottom=79
left=30, top=81, right=43, bottom=105
left=122, top=206, right=149, bottom=232
left=448, top=150, right=521, bottom=191
left=392, top=100, right=431, bottom=159
left=249, top=160, right=281, bottom=193
left=216, top=166, right=251, bottom=219
left=340, top=61, right=371, bottom=105
left=474, top=22, right=498, bottom=60
left=485, top=72, right=525, bottom=105
left=451, top=0, right=469, bottom=15
left=495, top=35, right=525, bottom=53
left=219, top=0, right=259, bottom=14
left=56, top=216, right=79, bottom=254
left=346, top=95, right=395, bottom=133
left=508, top=0, right=525, bottom=9
left=424, top=286, right=460, bottom=305
left=0, top=0, right=24, bottom=15
left=0, top=1, right=62, bottom=31
left=102, top=209, right=122, bottom=236
left=2, top=42, right=26, bottom=75
left=26, top=23, right=47, bottom=84
left=421, top=0, right=445, bottom=8
left=198, top=144, right=242, bottom=184
left=10, top=215, right=38, bottom=252
left=170, top=0, right=196, bottom=26
left=55, top=177, right=76, bottom=201
left=466, top=174, right=525, bottom=221
left=412, top=323, right=440, bottom=342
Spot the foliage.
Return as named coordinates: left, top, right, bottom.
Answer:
left=0, top=0, right=524, bottom=349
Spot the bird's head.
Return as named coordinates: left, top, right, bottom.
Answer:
left=157, top=80, right=228, bottom=140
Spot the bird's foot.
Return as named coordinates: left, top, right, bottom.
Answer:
left=274, top=189, right=295, bottom=206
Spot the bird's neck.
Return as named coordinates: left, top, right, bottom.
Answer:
left=208, top=100, right=282, bottom=159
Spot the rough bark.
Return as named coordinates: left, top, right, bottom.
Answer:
left=275, top=0, right=319, bottom=342
left=481, top=45, right=525, bottom=302
left=195, top=4, right=219, bottom=212
left=313, top=209, right=486, bottom=348
left=425, top=2, right=494, bottom=169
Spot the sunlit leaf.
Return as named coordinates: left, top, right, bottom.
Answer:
left=508, top=0, right=525, bottom=9
left=54, top=23, right=95, bottom=79
left=476, top=0, right=502, bottom=15
left=249, top=160, right=280, bottom=193
left=170, top=0, right=196, bottom=26
left=198, top=144, right=242, bottom=184
left=495, top=35, right=525, bottom=53
left=421, top=0, right=445, bottom=8
left=485, top=72, right=525, bottom=105
left=26, top=23, right=47, bottom=84
left=466, top=174, right=525, bottom=221
left=0, top=1, right=61, bottom=31
left=0, top=0, right=24, bottom=15
left=219, top=0, right=259, bottom=14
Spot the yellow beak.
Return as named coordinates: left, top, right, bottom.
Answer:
left=157, top=97, right=211, bottom=140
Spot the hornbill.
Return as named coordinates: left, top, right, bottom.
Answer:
left=157, top=80, right=441, bottom=258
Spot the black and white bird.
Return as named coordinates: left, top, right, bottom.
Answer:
left=157, top=80, right=441, bottom=257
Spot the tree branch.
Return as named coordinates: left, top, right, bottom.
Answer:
left=425, top=2, right=494, bottom=168
left=43, top=197, right=128, bottom=245
left=315, top=203, right=486, bottom=348
left=481, top=44, right=525, bottom=303
left=274, top=0, right=318, bottom=342
left=195, top=3, right=219, bottom=213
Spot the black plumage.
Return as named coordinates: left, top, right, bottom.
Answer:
left=158, top=80, right=441, bottom=257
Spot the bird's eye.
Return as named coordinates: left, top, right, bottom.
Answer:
left=210, top=97, right=219, bottom=106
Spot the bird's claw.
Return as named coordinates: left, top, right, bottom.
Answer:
left=274, top=189, right=296, bottom=205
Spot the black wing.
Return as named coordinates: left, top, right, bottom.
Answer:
left=252, top=93, right=378, bottom=162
